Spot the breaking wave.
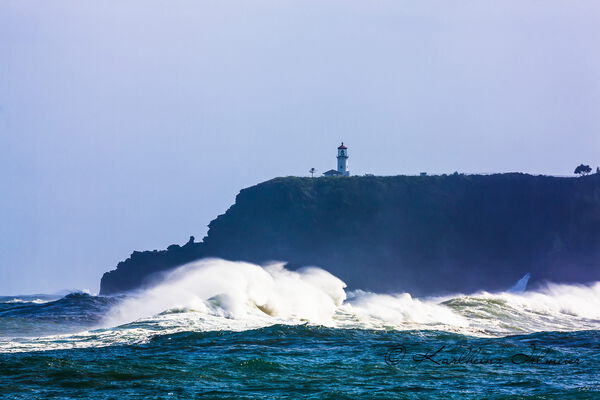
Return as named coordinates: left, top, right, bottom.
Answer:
left=2, top=258, right=600, bottom=352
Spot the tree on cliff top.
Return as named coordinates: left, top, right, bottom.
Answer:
left=575, top=164, right=592, bottom=176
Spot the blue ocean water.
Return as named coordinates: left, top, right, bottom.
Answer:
left=1, top=260, right=599, bottom=399
left=2, top=324, right=599, bottom=400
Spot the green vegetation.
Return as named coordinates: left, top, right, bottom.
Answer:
left=575, top=164, right=592, bottom=176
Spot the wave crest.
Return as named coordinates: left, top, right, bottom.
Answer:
left=2, top=259, right=600, bottom=353
left=103, top=259, right=600, bottom=337
left=103, top=259, right=347, bottom=328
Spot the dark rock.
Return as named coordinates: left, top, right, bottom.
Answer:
left=99, top=173, right=600, bottom=296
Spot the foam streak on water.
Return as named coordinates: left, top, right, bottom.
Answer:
left=1, top=258, right=600, bottom=353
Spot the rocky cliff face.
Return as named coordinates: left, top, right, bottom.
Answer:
left=100, top=173, right=600, bottom=295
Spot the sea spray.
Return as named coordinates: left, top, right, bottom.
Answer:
left=102, top=259, right=347, bottom=328
left=343, top=290, right=469, bottom=328
left=2, top=259, right=600, bottom=353
left=96, top=259, right=600, bottom=337
left=445, top=281, right=600, bottom=333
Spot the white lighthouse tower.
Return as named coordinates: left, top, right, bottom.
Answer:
left=337, top=142, right=349, bottom=176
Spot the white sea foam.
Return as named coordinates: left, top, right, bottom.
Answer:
left=4, top=298, right=49, bottom=304
left=102, top=259, right=346, bottom=328
left=99, top=259, right=600, bottom=338
left=1, top=258, right=600, bottom=353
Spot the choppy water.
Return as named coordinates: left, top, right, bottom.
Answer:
left=1, top=259, right=599, bottom=399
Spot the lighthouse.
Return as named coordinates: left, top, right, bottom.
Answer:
left=322, top=142, right=350, bottom=176
left=337, top=142, right=349, bottom=176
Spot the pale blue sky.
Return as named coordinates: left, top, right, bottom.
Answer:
left=1, top=1, right=599, bottom=294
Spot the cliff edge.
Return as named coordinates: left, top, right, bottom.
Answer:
left=100, top=173, right=600, bottom=295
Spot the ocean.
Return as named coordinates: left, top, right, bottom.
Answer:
left=1, top=259, right=599, bottom=399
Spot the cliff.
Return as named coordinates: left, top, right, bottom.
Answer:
left=100, top=173, right=600, bottom=296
